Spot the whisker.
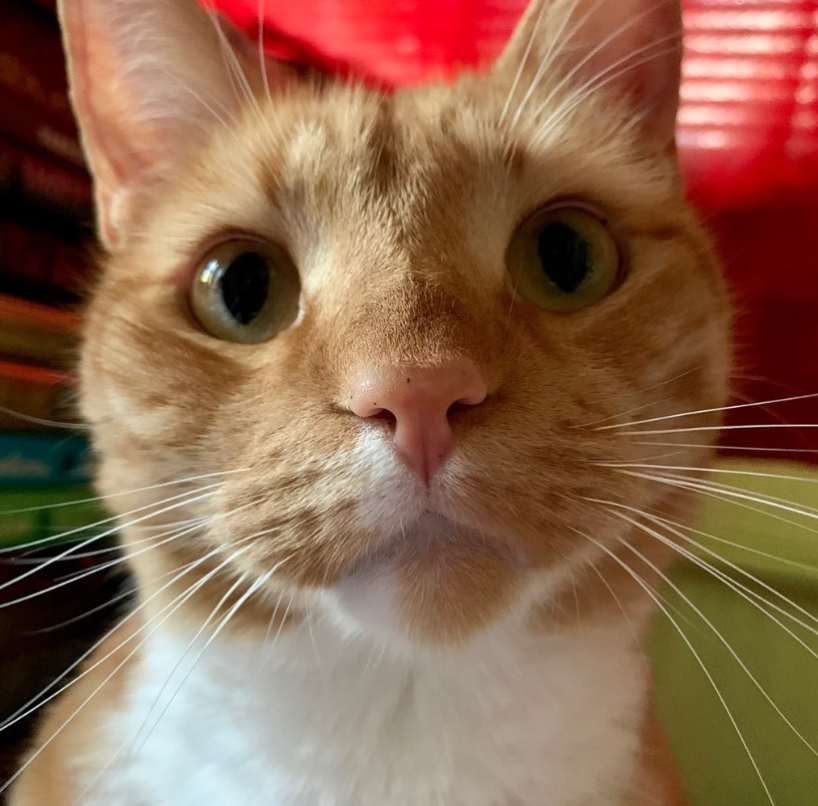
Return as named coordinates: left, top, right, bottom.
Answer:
left=498, top=0, right=550, bottom=125
left=0, top=494, right=277, bottom=731
left=514, top=0, right=614, bottom=130
left=574, top=528, right=777, bottom=805
left=0, top=490, right=217, bottom=604
left=257, top=0, right=272, bottom=106
left=13, top=548, right=252, bottom=802
left=508, top=0, right=588, bottom=129
left=589, top=497, right=818, bottom=578
left=135, top=559, right=290, bottom=754
left=0, top=541, right=250, bottom=792
left=611, top=469, right=818, bottom=524
left=608, top=510, right=818, bottom=759
left=0, top=519, right=212, bottom=612
left=593, top=391, right=818, bottom=431
left=0, top=404, right=89, bottom=431
left=610, top=503, right=818, bottom=638
left=634, top=441, right=818, bottom=455
left=127, top=571, right=252, bottom=752
left=573, top=396, right=674, bottom=430
left=618, top=423, right=818, bottom=436
left=532, top=36, right=683, bottom=148
left=573, top=369, right=704, bottom=429
left=0, top=481, right=224, bottom=556
left=586, top=563, right=646, bottom=657
left=27, top=582, right=138, bottom=636
left=204, top=4, right=259, bottom=113
left=0, top=469, right=248, bottom=518
left=597, top=462, right=818, bottom=488
left=70, top=563, right=279, bottom=803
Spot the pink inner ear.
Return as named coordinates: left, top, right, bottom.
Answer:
left=59, top=0, right=274, bottom=248
left=60, top=5, right=154, bottom=246
left=566, top=0, right=683, bottom=145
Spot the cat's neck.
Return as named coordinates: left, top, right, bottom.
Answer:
left=121, top=612, right=650, bottom=806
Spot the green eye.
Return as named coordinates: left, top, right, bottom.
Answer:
left=508, top=207, right=621, bottom=313
left=189, top=239, right=300, bottom=343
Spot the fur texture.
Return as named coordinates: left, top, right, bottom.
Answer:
left=11, top=0, right=729, bottom=803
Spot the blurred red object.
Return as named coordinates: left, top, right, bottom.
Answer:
left=210, top=0, right=818, bottom=457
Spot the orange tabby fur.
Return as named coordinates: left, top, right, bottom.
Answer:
left=11, top=0, right=730, bottom=803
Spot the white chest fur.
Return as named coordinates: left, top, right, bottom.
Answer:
left=85, top=616, right=648, bottom=806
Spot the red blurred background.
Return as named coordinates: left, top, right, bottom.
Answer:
left=210, top=0, right=818, bottom=458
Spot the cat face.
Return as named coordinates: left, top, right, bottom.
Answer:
left=64, top=0, right=730, bottom=644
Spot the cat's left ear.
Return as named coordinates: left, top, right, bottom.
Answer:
left=58, top=0, right=294, bottom=248
left=495, top=0, right=682, bottom=149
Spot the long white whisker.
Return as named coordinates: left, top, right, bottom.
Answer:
left=587, top=563, right=646, bottom=659
left=604, top=502, right=818, bottom=637
left=532, top=37, right=681, bottom=147
left=0, top=469, right=248, bottom=519
left=502, top=0, right=574, bottom=126
left=27, top=583, right=138, bottom=635
left=526, top=5, right=676, bottom=130
left=575, top=528, right=776, bottom=806
left=0, top=539, right=237, bottom=736
left=0, top=495, right=216, bottom=608
left=204, top=4, right=259, bottom=112
left=598, top=462, right=818, bottom=488
left=0, top=520, right=211, bottom=612
left=612, top=469, right=818, bottom=524
left=620, top=423, right=818, bottom=436
left=634, top=441, right=818, bottom=455
left=127, top=572, right=252, bottom=752
left=0, top=404, right=89, bottom=431
left=135, top=561, right=289, bottom=754
left=0, top=480, right=226, bottom=556
left=0, top=500, right=271, bottom=730
left=589, top=497, right=818, bottom=578
left=510, top=0, right=602, bottom=130
left=0, top=544, right=252, bottom=797
left=594, top=391, right=818, bottom=431
left=609, top=511, right=818, bottom=759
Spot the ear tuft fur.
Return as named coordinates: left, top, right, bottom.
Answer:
left=58, top=0, right=286, bottom=247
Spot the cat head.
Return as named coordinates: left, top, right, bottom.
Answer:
left=61, top=0, right=731, bottom=646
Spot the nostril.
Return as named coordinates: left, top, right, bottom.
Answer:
left=446, top=399, right=480, bottom=421
left=369, top=408, right=397, bottom=428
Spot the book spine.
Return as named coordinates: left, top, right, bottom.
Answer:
left=0, top=137, right=92, bottom=220
left=0, top=86, right=85, bottom=168
left=0, top=219, right=89, bottom=305
left=0, top=4, right=81, bottom=156
left=0, top=432, right=91, bottom=487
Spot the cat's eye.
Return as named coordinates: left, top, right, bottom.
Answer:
left=507, top=206, right=621, bottom=313
left=188, top=239, right=301, bottom=343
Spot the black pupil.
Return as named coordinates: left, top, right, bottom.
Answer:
left=220, top=252, right=270, bottom=325
left=537, top=222, right=592, bottom=294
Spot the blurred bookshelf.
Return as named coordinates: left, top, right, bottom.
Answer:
left=0, top=0, right=99, bottom=543
left=0, top=2, right=127, bottom=793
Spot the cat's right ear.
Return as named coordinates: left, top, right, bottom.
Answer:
left=58, top=0, right=288, bottom=249
left=494, top=0, right=683, bottom=150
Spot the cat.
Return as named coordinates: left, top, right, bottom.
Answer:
left=8, top=0, right=731, bottom=803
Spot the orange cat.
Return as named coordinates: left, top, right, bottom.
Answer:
left=10, top=0, right=729, bottom=803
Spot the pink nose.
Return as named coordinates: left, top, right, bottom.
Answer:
left=346, top=360, right=487, bottom=484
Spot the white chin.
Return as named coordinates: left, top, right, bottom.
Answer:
left=334, top=559, right=405, bottom=644
left=331, top=514, right=526, bottom=645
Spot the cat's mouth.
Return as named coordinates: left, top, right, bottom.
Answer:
left=332, top=512, right=529, bottom=644
left=351, top=511, right=529, bottom=572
